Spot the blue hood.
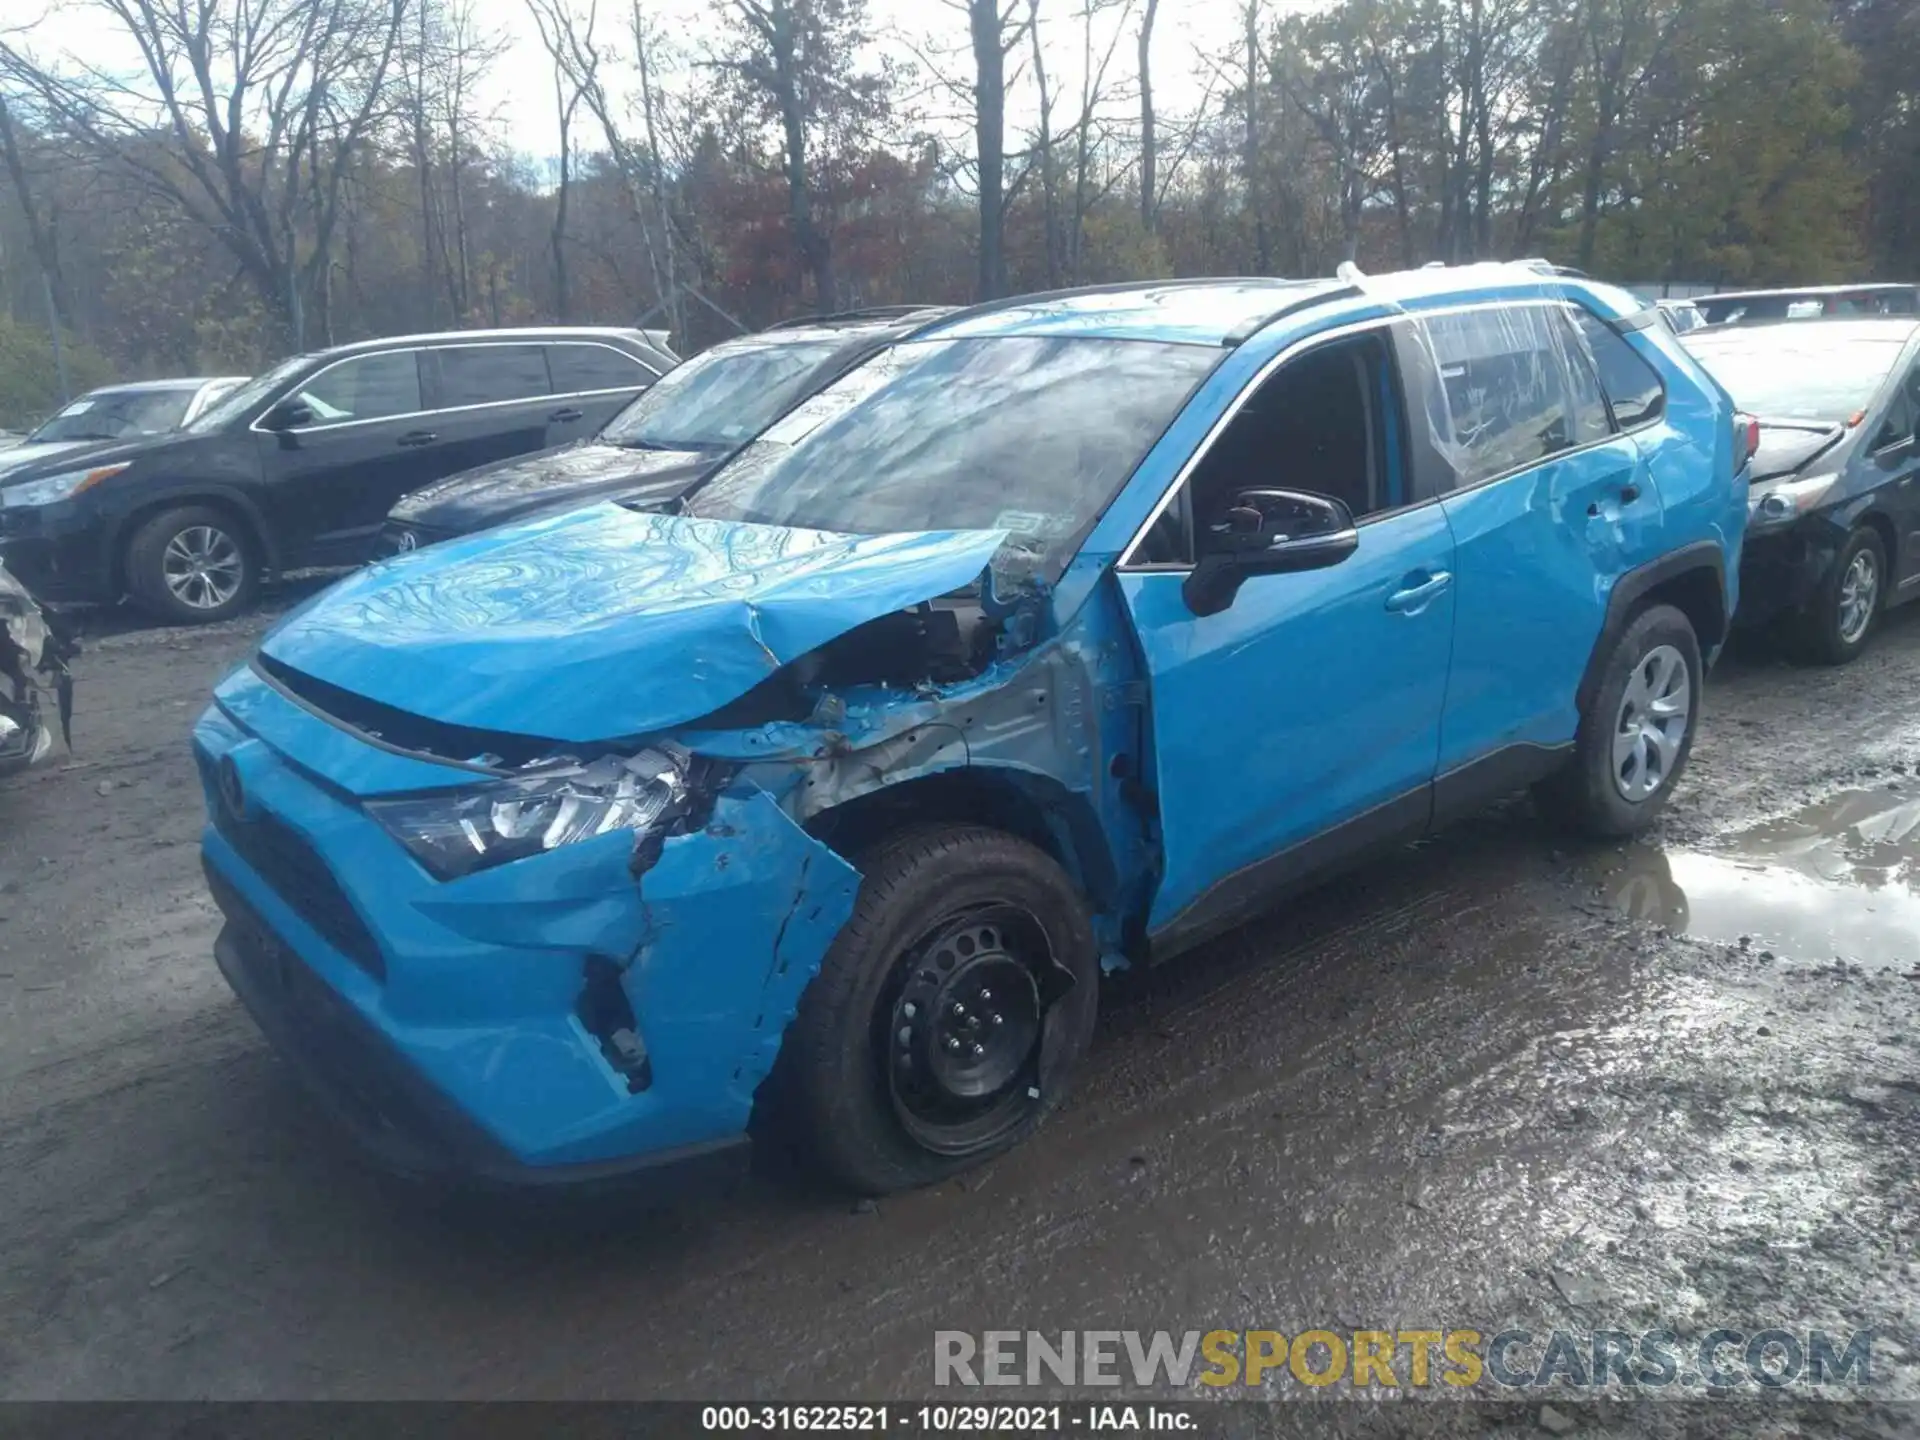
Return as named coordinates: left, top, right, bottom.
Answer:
left=259, top=504, right=1008, bottom=744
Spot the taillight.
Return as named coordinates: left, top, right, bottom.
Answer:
left=1734, top=412, right=1761, bottom=470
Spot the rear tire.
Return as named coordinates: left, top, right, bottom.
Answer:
left=774, top=824, right=1099, bottom=1195
left=1794, top=525, right=1884, bottom=666
left=1534, top=603, right=1702, bottom=838
left=124, top=505, right=258, bottom=624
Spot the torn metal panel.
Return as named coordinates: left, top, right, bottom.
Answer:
left=256, top=505, right=1012, bottom=744
left=0, top=559, right=74, bottom=772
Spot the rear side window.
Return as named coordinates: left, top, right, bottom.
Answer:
left=1573, top=311, right=1666, bottom=429
left=1422, top=305, right=1585, bottom=486
left=548, top=343, right=651, bottom=393
left=435, top=345, right=551, bottom=407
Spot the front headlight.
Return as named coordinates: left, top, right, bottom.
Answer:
left=1747, top=472, right=1838, bottom=530
left=0, top=462, right=130, bottom=508
left=366, top=747, right=692, bottom=880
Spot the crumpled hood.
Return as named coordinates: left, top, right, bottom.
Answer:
left=390, top=441, right=714, bottom=531
left=259, top=504, right=1008, bottom=744
left=1751, top=419, right=1845, bottom=482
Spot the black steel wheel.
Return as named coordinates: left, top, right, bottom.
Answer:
left=771, top=824, right=1099, bottom=1194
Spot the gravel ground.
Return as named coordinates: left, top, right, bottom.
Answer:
left=0, top=590, right=1914, bottom=1437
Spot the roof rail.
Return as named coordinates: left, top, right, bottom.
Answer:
left=1220, top=283, right=1361, bottom=346
left=761, top=304, right=947, bottom=331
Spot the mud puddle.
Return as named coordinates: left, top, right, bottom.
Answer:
left=1596, top=784, right=1920, bottom=969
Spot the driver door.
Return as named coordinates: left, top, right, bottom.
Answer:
left=1114, top=326, right=1458, bottom=949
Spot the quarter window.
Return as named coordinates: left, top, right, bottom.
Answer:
left=1573, top=310, right=1666, bottom=429
left=295, top=351, right=423, bottom=423
left=434, top=345, right=552, bottom=407
left=548, top=344, right=650, bottom=393
left=1423, top=305, right=1586, bottom=487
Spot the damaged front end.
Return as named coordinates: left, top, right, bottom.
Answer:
left=197, top=506, right=1157, bottom=1183
left=0, top=559, right=75, bottom=776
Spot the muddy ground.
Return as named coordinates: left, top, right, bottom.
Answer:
left=0, top=587, right=1916, bottom=1435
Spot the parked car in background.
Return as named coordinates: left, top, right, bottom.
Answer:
left=0, top=327, right=676, bottom=624
left=1696, top=284, right=1920, bottom=327
left=0, top=377, right=249, bottom=478
left=0, top=430, right=24, bottom=452
left=379, top=307, right=952, bottom=556
left=1683, top=318, right=1920, bottom=662
left=1656, top=299, right=1707, bottom=333
left=195, top=266, right=1746, bottom=1196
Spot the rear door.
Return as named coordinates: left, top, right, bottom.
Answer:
left=545, top=341, right=660, bottom=446
left=1863, top=352, right=1920, bottom=591
left=254, top=348, right=433, bottom=564
left=422, top=342, right=560, bottom=479
left=1414, top=301, right=1664, bottom=779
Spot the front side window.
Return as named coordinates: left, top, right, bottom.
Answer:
left=28, top=388, right=196, bottom=443
left=192, top=355, right=309, bottom=434
left=295, top=352, right=423, bottom=423
left=683, top=336, right=1219, bottom=577
left=1134, top=332, right=1398, bottom=567
left=601, top=339, right=842, bottom=452
left=1423, top=305, right=1587, bottom=487
left=1574, top=311, right=1666, bottom=429
left=434, top=345, right=551, bottom=407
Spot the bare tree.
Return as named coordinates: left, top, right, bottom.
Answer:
left=1137, top=0, right=1157, bottom=233
left=0, top=0, right=409, bottom=348
left=0, top=92, right=71, bottom=327
left=960, top=0, right=1028, bottom=299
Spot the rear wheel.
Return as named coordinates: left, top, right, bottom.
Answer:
left=1795, top=525, right=1884, bottom=666
left=124, top=505, right=258, bottom=624
left=774, top=824, right=1099, bottom=1195
left=1535, top=603, right=1701, bottom=838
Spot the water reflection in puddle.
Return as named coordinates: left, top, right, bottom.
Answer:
left=1599, top=787, right=1920, bottom=968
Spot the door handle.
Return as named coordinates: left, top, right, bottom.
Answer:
left=396, top=430, right=437, bottom=448
left=548, top=407, right=585, bottom=423
left=1620, top=483, right=1641, bottom=504
left=1386, top=570, right=1453, bottom=614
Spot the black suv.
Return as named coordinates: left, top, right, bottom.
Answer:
left=378, top=307, right=953, bottom=556
left=0, top=327, right=676, bottom=623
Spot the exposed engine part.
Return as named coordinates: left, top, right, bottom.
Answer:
left=576, top=954, right=652, bottom=1092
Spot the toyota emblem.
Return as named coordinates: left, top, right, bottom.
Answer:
left=217, top=754, right=247, bottom=820
left=394, top=529, right=418, bottom=553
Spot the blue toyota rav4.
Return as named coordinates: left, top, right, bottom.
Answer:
left=195, top=266, right=1750, bottom=1194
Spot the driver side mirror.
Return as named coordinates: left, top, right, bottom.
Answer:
left=1182, top=488, right=1359, bottom=618
left=266, top=400, right=313, bottom=431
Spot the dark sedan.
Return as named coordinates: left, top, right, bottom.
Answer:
left=377, top=307, right=954, bottom=555
left=1683, top=318, right=1920, bottom=662
left=0, top=327, right=675, bottom=623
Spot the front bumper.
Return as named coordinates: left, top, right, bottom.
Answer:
left=0, top=505, right=113, bottom=605
left=195, top=667, right=861, bottom=1183
left=1734, top=521, right=1839, bottom=627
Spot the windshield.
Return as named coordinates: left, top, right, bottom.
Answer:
left=600, top=339, right=842, bottom=450
left=683, top=336, right=1219, bottom=576
left=1684, top=332, right=1907, bottom=423
left=28, top=387, right=196, bottom=443
left=185, top=354, right=309, bottom=434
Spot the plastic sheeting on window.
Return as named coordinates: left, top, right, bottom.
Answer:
left=1335, top=263, right=1614, bottom=489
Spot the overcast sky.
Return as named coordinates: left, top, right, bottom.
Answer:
left=25, top=0, right=1264, bottom=163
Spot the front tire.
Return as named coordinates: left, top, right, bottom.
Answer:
left=1535, top=603, right=1702, bottom=838
left=124, top=505, right=258, bottom=624
left=776, top=824, right=1099, bottom=1195
left=1796, top=525, right=1884, bottom=666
